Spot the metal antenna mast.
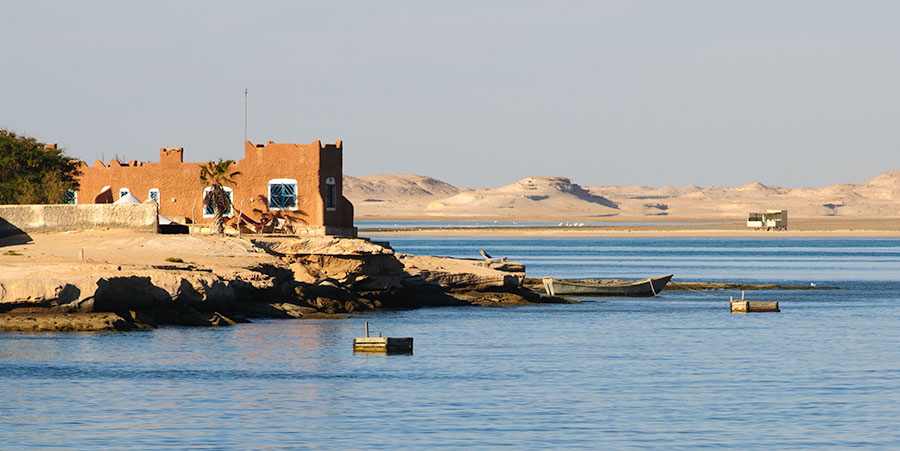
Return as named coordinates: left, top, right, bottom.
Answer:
left=243, top=88, right=248, bottom=144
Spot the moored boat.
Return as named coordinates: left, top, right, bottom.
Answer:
left=542, top=274, right=673, bottom=297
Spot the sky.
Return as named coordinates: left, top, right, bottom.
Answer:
left=2, top=1, right=900, bottom=189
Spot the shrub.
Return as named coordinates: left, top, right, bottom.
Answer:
left=0, top=129, right=82, bottom=204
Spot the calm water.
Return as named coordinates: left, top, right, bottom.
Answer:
left=3, top=238, right=900, bottom=449
left=356, top=220, right=718, bottom=229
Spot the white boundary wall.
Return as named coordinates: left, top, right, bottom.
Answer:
left=0, top=204, right=158, bottom=237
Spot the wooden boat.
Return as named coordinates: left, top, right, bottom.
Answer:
left=541, top=274, right=673, bottom=297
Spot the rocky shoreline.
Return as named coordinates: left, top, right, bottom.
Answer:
left=0, top=234, right=572, bottom=332
left=2, top=232, right=837, bottom=332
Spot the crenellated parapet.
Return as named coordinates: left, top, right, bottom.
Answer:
left=73, top=140, right=354, bottom=234
left=160, top=147, right=184, bottom=164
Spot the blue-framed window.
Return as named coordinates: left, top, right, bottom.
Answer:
left=268, top=179, right=298, bottom=211
left=202, top=187, right=233, bottom=217
left=62, top=190, right=77, bottom=204
left=148, top=188, right=160, bottom=204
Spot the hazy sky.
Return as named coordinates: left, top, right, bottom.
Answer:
left=3, top=1, right=899, bottom=189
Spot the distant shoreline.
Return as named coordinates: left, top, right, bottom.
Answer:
left=346, top=172, right=900, bottom=223
left=358, top=217, right=900, bottom=238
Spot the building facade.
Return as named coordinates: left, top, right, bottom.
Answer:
left=747, top=210, right=787, bottom=231
left=74, top=140, right=355, bottom=235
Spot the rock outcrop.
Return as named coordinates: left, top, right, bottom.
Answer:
left=0, top=312, right=136, bottom=332
left=397, top=254, right=524, bottom=290
left=0, top=233, right=569, bottom=331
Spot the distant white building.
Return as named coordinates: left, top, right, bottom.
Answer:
left=748, top=210, right=788, bottom=230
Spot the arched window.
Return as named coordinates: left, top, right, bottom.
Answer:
left=325, top=177, right=337, bottom=211
left=119, top=188, right=131, bottom=199
left=268, top=178, right=298, bottom=211
left=202, top=187, right=234, bottom=217
left=95, top=186, right=112, bottom=204
left=148, top=188, right=160, bottom=204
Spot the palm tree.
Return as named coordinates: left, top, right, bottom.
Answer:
left=199, top=159, right=241, bottom=234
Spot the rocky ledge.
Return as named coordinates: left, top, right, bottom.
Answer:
left=0, top=235, right=571, bottom=331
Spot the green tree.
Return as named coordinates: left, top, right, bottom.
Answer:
left=199, top=159, right=241, bottom=234
left=0, top=129, right=82, bottom=204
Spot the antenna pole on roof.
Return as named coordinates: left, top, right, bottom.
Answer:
left=243, top=88, right=248, bottom=145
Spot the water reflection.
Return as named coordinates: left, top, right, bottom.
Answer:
left=4, top=239, right=900, bottom=448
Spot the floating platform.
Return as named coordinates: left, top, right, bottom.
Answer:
left=353, top=322, right=413, bottom=354
left=731, top=301, right=780, bottom=313
left=353, top=337, right=413, bottom=354
left=730, top=292, right=780, bottom=313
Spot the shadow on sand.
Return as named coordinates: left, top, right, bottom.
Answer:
left=0, top=217, right=32, bottom=246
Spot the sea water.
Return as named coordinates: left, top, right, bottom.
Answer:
left=355, top=220, right=720, bottom=229
left=2, top=238, right=900, bottom=449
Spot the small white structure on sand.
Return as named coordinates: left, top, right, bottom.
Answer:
left=747, top=210, right=787, bottom=231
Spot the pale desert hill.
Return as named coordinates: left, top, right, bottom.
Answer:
left=344, top=174, right=460, bottom=199
left=344, top=171, right=900, bottom=221
left=344, top=175, right=620, bottom=220
left=425, top=177, right=619, bottom=219
left=343, top=174, right=462, bottom=219
left=587, top=171, right=900, bottom=219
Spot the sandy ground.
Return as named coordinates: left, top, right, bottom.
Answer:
left=358, top=217, right=900, bottom=238
left=0, top=229, right=280, bottom=271
left=4, top=218, right=899, bottom=268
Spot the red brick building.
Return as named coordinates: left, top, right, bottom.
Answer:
left=74, top=140, right=355, bottom=236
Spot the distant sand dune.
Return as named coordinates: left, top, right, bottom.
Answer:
left=344, top=174, right=459, bottom=200
left=344, top=171, right=900, bottom=220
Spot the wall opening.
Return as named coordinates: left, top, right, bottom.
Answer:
left=202, top=187, right=234, bottom=217
left=268, top=178, right=298, bottom=211
left=62, top=190, right=78, bottom=205
left=95, top=186, right=112, bottom=204
left=325, top=177, right=337, bottom=211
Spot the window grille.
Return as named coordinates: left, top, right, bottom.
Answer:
left=268, top=179, right=298, bottom=211
left=203, top=187, right=233, bottom=217
left=62, top=190, right=77, bottom=204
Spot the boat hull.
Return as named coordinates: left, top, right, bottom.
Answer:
left=542, top=274, right=673, bottom=297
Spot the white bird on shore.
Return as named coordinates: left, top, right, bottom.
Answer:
left=810, top=282, right=816, bottom=287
